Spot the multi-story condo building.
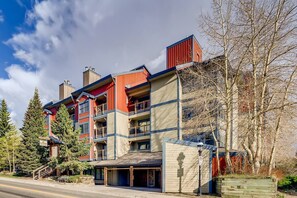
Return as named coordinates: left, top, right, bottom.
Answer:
left=43, top=35, right=238, bottom=193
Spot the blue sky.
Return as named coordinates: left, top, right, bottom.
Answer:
left=0, top=0, right=29, bottom=78
left=0, top=0, right=211, bottom=126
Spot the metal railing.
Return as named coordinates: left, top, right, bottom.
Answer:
left=94, top=127, right=107, bottom=139
left=96, top=149, right=107, bottom=161
left=94, top=103, right=107, bottom=116
left=129, top=124, right=150, bottom=137
left=129, top=100, right=150, bottom=115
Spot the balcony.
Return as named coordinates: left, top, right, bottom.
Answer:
left=94, top=127, right=107, bottom=139
left=129, top=124, right=150, bottom=137
left=94, top=103, right=107, bottom=117
left=96, top=149, right=107, bottom=161
left=129, top=100, right=150, bottom=116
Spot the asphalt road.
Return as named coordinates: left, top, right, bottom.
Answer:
left=0, top=179, right=121, bottom=198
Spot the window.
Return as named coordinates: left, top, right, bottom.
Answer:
left=95, top=168, right=104, bottom=180
left=79, top=101, right=89, bottom=114
left=80, top=123, right=89, bottom=134
left=138, top=141, right=150, bottom=150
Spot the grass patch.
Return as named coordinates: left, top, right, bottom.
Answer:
left=0, top=172, right=28, bottom=178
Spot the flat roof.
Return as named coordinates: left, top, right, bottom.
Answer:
left=91, top=152, right=162, bottom=168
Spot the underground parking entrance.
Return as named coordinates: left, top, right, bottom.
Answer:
left=92, top=152, right=162, bottom=189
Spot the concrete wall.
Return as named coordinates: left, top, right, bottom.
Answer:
left=116, top=136, right=129, bottom=158
left=151, top=130, right=177, bottom=152
left=107, top=112, right=115, bottom=135
left=150, top=74, right=179, bottom=152
left=116, top=112, right=129, bottom=136
left=115, top=112, right=129, bottom=158
left=162, top=140, right=212, bottom=194
left=151, top=102, right=177, bottom=130
left=107, top=136, right=114, bottom=160
left=151, top=74, right=178, bottom=105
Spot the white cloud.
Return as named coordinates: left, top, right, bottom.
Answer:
left=0, top=65, right=56, bottom=126
left=13, top=49, right=36, bottom=65
left=147, top=49, right=166, bottom=73
left=2, top=0, right=211, bottom=127
left=0, top=10, right=4, bottom=23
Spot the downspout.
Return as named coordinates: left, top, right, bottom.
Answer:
left=88, top=96, right=92, bottom=161
left=112, top=77, right=117, bottom=160
left=149, top=80, right=152, bottom=152
left=176, top=71, right=182, bottom=140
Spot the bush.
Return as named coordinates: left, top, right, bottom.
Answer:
left=48, top=157, right=58, bottom=169
left=58, top=161, right=93, bottom=175
left=57, top=175, right=93, bottom=183
left=278, top=175, right=297, bottom=190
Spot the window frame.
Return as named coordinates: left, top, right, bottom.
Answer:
left=79, top=101, right=89, bottom=114
left=80, top=122, right=89, bottom=134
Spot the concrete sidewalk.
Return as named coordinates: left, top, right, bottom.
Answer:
left=0, top=177, right=207, bottom=198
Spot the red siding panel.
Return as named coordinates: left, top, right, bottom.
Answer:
left=90, top=82, right=115, bottom=111
left=167, top=36, right=202, bottom=69
left=116, top=71, right=149, bottom=112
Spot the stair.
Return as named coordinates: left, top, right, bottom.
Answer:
left=32, top=164, right=54, bottom=180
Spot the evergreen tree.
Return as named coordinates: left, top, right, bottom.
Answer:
left=18, top=88, right=48, bottom=175
left=0, top=99, right=12, bottom=137
left=51, top=104, right=88, bottom=174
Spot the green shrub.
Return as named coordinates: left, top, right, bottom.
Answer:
left=57, top=175, right=93, bottom=183
left=68, top=175, right=82, bottom=183
left=278, top=175, right=297, bottom=190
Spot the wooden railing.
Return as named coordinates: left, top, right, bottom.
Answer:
left=94, top=103, right=107, bottom=116
left=96, top=149, right=107, bottom=161
left=129, top=100, right=150, bottom=115
left=129, top=124, right=150, bottom=137
left=32, top=164, right=53, bottom=180
left=94, top=127, right=107, bottom=139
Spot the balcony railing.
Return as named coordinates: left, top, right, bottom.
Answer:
left=129, top=124, right=150, bottom=137
left=94, top=103, right=107, bottom=117
left=129, top=100, right=150, bottom=115
left=94, top=127, right=107, bottom=139
left=96, top=149, right=107, bottom=161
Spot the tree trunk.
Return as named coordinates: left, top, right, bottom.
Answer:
left=12, top=144, right=15, bottom=173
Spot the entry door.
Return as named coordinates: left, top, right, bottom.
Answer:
left=147, top=170, right=155, bottom=187
left=52, top=146, right=58, bottom=157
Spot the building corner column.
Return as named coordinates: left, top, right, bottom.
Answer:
left=104, top=167, right=108, bottom=186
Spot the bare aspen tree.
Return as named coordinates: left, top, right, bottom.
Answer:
left=197, top=0, right=245, bottom=172
left=201, top=0, right=297, bottom=175
left=237, top=0, right=297, bottom=175
left=180, top=60, right=224, bottom=175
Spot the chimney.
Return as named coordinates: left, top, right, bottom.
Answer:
left=166, top=35, right=202, bottom=69
left=83, top=66, right=101, bottom=86
left=59, top=80, right=75, bottom=100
